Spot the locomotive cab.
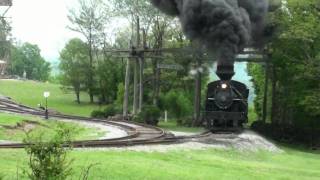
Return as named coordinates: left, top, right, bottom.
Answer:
left=205, top=80, right=249, bottom=131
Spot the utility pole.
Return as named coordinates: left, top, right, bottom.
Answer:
left=133, top=16, right=140, bottom=115
left=138, top=29, right=147, bottom=112
left=123, top=55, right=131, bottom=118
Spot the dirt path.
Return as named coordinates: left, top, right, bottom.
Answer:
left=80, top=130, right=282, bottom=153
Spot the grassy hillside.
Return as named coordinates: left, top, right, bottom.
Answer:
left=0, top=112, right=105, bottom=141
left=0, top=147, right=319, bottom=179
left=0, top=80, right=104, bottom=117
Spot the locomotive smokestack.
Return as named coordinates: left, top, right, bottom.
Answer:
left=151, top=0, right=275, bottom=80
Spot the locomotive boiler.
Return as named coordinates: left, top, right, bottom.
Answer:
left=204, top=58, right=249, bottom=131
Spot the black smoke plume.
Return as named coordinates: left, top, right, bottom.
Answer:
left=151, top=0, right=272, bottom=80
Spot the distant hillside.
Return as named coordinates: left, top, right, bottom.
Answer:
left=47, top=58, right=60, bottom=76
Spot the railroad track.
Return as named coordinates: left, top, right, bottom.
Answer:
left=0, top=97, right=211, bottom=149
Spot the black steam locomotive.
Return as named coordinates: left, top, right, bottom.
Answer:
left=204, top=62, right=249, bottom=131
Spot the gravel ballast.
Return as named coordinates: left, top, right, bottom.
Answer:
left=80, top=130, right=282, bottom=153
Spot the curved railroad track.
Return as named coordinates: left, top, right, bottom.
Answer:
left=0, top=97, right=210, bottom=149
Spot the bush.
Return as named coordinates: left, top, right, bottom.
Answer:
left=91, top=105, right=120, bottom=118
left=163, top=91, right=192, bottom=125
left=133, top=105, right=161, bottom=126
left=91, top=110, right=105, bottom=118
left=104, top=105, right=117, bottom=118
left=23, top=124, right=73, bottom=180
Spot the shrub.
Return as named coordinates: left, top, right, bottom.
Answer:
left=91, top=105, right=120, bottom=118
left=163, top=91, right=192, bottom=124
left=23, top=124, right=73, bottom=180
left=90, top=110, right=105, bottom=118
left=133, top=105, right=161, bottom=126
left=104, top=105, right=117, bottom=118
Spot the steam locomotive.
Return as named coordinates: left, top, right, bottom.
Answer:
left=204, top=62, right=249, bottom=131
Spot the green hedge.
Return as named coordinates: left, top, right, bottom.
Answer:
left=90, top=105, right=120, bottom=118
left=133, top=105, right=161, bottom=126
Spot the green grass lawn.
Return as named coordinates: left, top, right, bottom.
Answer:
left=0, top=80, right=104, bottom=117
left=0, top=147, right=319, bottom=179
left=0, top=112, right=105, bottom=141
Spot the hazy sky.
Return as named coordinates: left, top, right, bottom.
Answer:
left=7, top=0, right=81, bottom=62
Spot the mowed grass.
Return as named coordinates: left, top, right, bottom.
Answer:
left=0, top=80, right=104, bottom=117
left=0, top=112, right=105, bottom=141
left=0, top=147, right=319, bottom=179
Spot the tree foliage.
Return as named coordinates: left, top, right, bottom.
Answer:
left=68, top=0, right=111, bottom=103
left=8, top=43, right=51, bottom=81
left=248, top=0, right=320, bottom=131
left=24, top=124, right=73, bottom=180
left=62, top=0, right=211, bottom=126
left=59, top=38, right=89, bottom=104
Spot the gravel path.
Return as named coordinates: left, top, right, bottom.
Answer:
left=193, top=130, right=281, bottom=152
left=170, top=131, right=200, bottom=136
left=79, top=130, right=282, bottom=153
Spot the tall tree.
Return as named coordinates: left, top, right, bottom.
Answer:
left=59, top=38, right=88, bottom=104
left=248, top=0, right=320, bottom=143
left=8, top=43, right=50, bottom=81
left=67, top=0, right=109, bottom=103
left=0, top=17, right=11, bottom=74
left=113, top=0, right=174, bottom=110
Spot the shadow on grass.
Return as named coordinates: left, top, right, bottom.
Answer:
left=278, top=142, right=320, bottom=155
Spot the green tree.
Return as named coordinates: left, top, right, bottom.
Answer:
left=163, top=90, right=193, bottom=125
left=0, top=17, right=11, bottom=71
left=96, top=56, right=122, bottom=104
left=249, top=0, right=320, bottom=132
left=67, top=0, right=110, bottom=103
left=8, top=43, right=50, bottom=81
left=59, top=38, right=89, bottom=104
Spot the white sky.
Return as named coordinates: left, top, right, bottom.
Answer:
left=6, top=0, right=84, bottom=62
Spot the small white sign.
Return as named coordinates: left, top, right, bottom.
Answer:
left=43, top=92, right=50, bottom=98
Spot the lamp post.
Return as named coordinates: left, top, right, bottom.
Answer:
left=43, top=91, right=50, bottom=119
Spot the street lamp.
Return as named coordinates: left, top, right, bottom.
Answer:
left=43, top=91, right=50, bottom=119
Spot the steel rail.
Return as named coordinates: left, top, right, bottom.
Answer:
left=0, top=99, right=177, bottom=148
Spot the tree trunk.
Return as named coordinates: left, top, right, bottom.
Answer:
left=133, top=16, right=141, bottom=115
left=139, top=57, right=144, bottom=112
left=262, top=62, right=269, bottom=123
left=193, top=57, right=202, bottom=126
left=152, top=59, right=157, bottom=106
left=152, top=18, right=164, bottom=106
left=154, top=60, right=160, bottom=106
left=139, top=29, right=146, bottom=113
left=271, top=64, right=277, bottom=124
left=76, top=91, right=80, bottom=104
left=123, top=58, right=131, bottom=117
left=133, top=58, right=139, bottom=115
left=88, top=29, right=94, bottom=103
left=101, top=92, right=106, bottom=104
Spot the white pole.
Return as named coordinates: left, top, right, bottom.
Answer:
left=165, top=110, right=168, bottom=123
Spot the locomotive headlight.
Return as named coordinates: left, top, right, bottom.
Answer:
left=221, top=83, right=228, bottom=89
left=214, top=82, right=233, bottom=109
